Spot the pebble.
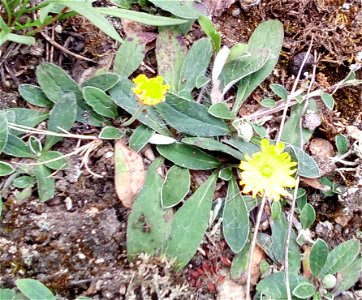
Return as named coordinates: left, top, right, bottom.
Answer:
left=288, top=52, right=314, bottom=77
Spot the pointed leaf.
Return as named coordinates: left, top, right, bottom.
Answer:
left=81, top=73, right=120, bottom=91
left=156, top=27, right=187, bottom=92
left=292, top=282, right=316, bottom=299
left=16, top=279, right=55, bottom=300
left=0, top=161, right=15, bottom=176
left=83, top=86, right=118, bottom=118
left=44, top=93, right=77, bottom=150
left=321, top=93, right=334, bottom=110
left=309, top=238, right=329, bottom=277
left=300, top=203, right=316, bottom=229
left=40, top=151, right=68, bottom=170
left=114, top=36, right=145, bottom=77
left=208, top=103, right=234, bottom=120
left=19, top=84, right=53, bottom=108
left=127, top=158, right=173, bottom=258
left=270, top=83, right=288, bottom=100
left=3, top=134, right=34, bottom=158
left=0, top=114, right=8, bottom=154
left=165, top=173, right=217, bottom=269
left=319, top=239, right=360, bottom=278
left=288, top=145, right=320, bottom=178
left=99, top=126, right=122, bottom=139
left=157, top=143, right=221, bottom=170
left=198, top=16, right=221, bottom=52
left=182, top=137, right=244, bottom=160
left=335, top=134, right=349, bottom=155
left=129, top=125, right=155, bottom=152
left=149, top=0, right=207, bottom=19
left=161, top=166, right=190, bottom=208
left=156, top=94, right=230, bottom=137
left=178, top=38, right=212, bottom=94
left=223, top=177, right=250, bottom=253
left=34, top=165, right=55, bottom=202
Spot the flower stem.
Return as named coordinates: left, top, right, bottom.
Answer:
left=246, top=194, right=267, bottom=300
left=121, top=106, right=144, bottom=127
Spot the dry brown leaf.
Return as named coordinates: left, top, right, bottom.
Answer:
left=121, top=19, right=157, bottom=45
left=308, top=138, right=336, bottom=176
left=114, top=139, right=146, bottom=208
left=300, top=177, right=329, bottom=191
left=302, top=246, right=313, bottom=279
left=203, top=0, right=237, bottom=17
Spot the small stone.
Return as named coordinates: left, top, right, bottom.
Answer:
left=232, top=8, right=241, bottom=16
left=78, top=253, right=86, bottom=260
left=65, top=197, right=73, bottom=211
left=288, top=52, right=314, bottom=77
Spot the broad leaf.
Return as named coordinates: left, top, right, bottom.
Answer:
left=40, top=151, right=68, bottom=170
left=335, top=257, right=362, bottom=293
left=292, top=282, right=316, bottom=299
left=161, top=166, right=190, bottom=208
left=234, top=20, right=283, bottom=114
left=156, top=28, right=187, bottom=92
left=182, top=137, right=244, bottom=160
left=114, top=36, right=145, bottom=77
left=335, top=134, right=349, bottom=155
left=12, top=176, right=35, bottom=189
left=81, top=73, right=119, bottom=91
left=3, top=134, right=34, bottom=158
left=178, top=38, right=212, bottom=95
left=99, top=126, right=122, bottom=139
left=34, top=165, right=55, bottom=202
left=309, top=238, right=328, bottom=277
left=223, top=177, right=249, bottom=253
left=319, top=239, right=360, bottom=278
left=321, top=93, right=334, bottom=110
left=127, top=158, right=173, bottom=258
left=109, top=78, right=171, bottom=136
left=83, top=86, right=118, bottom=118
left=129, top=125, right=155, bottom=152
left=165, top=173, right=217, bottom=269
left=287, top=145, right=320, bottom=178
left=270, top=83, right=288, bottom=100
left=44, top=93, right=77, bottom=150
left=156, top=94, right=230, bottom=137
left=0, top=161, right=15, bottom=176
left=149, top=0, right=207, bottom=19
left=19, top=84, right=53, bottom=108
left=208, top=103, right=234, bottom=120
left=16, top=279, right=55, bottom=300
left=300, top=203, right=316, bottom=229
left=157, top=143, right=221, bottom=170
left=198, top=16, right=221, bottom=52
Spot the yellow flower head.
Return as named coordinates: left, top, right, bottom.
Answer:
left=239, top=139, right=297, bottom=201
left=132, top=74, right=170, bottom=106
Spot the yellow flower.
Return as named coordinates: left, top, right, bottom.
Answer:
left=132, top=74, right=170, bottom=106
left=239, top=139, right=297, bottom=201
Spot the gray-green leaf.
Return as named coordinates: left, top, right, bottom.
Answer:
left=292, top=282, right=316, bottom=299
left=223, top=176, right=250, bottom=253
left=300, top=203, right=316, bottom=229
left=165, top=173, right=217, bottom=269
left=15, top=279, right=55, bottom=300
left=81, top=73, right=120, bottom=91
left=156, top=143, right=221, bottom=170
left=309, top=238, right=328, bottom=278
left=0, top=114, right=8, bottom=154
left=129, top=125, right=155, bottom=152
left=149, top=0, right=207, bottom=19
left=34, top=165, right=55, bottom=202
left=83, top=86, right=118, bottom=118
left=0, top=161, right=15, bottom=176
left=19, top=84, right=53, bottom=108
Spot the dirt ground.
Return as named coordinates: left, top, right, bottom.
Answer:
left=0, top=1, right=361, bottom=299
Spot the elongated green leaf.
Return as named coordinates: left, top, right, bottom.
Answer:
left=4, top=108, right=48, bottom=136
left=7, top=33, right=35, bottom=45
left=161, top=166, right=190, bottom=208
left=321, top=93, right=334, bottom=110
left=230, top=243, right=250, bottom=279
left=292, top=282, right=315, bottom=299
left=81, top=73, right=119, bottom=91
left=83, top=86, right=118, bottom=118
left=219, top=48, right=270, bottom=94
left=36, top=63, right=104, bottom=126
left=109, top=78, right=171, bottom=136
left=44, top=93, right=77, bottom=150
left=156, top=28, right=187, bottom=92
left=270, top=83, right=288, bottom=100
left=0, top=114, right=8, bottom=154
left=129, top=125, right=154, bottom=152
left=178, top=38, right=212, bottom=95
left=300, top=203, right=316, bottom=229
left=34, top=165, right=55, bottom=202
left=0, top=288, right=14, bottom=300
left=287, top=145, right=320, bottom=178
left=223, top=177, right=249, bottom=253
left=157, top=143, right=221, bottom=170
left=198, top=16, right=221, bottom=52
left=335, top=134, right=349, bottom=155
left=234, top=20, right=283, bottom=114
left=3, top=134, right=34, bottom=158
left=165, top=173, right=217, bottom=269
left=309, top=238, right=329, bottom=277
left=319, top=239, right=360, bottom=278
left=256, top=272, right=306, bottom=299
left=149, top=0, right=207, bottom=19
left=182, top=137, right=244, bottom=160
left=127, top=158, right=173, bottom=258
left=335, top=257, right=362, bottom=293
left=40, top=151, right=68, bottom=170
left=271, top=212, right=301, bottom=274
left=223, top=138, right=260, bottom=156
left=99, top=126, right=122, bottom=139
left=53, top=1, right=122, bottom=42
left=19, top=84, right=53, bottom=108
left=16, top=279, right=55, bottom=300
left=0, top=161, right=15, bottom=176
left=97, top=7, right=188, bottom=26
left=156, top=94, right=230, bottom=137
left=114, top=36, right=145, bottom=77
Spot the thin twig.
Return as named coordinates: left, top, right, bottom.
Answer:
left=276, top=36, right=314, bottom=143
left=40, top=32, right=94, bottom=62
left=246, top=194, right=267, bottom=300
